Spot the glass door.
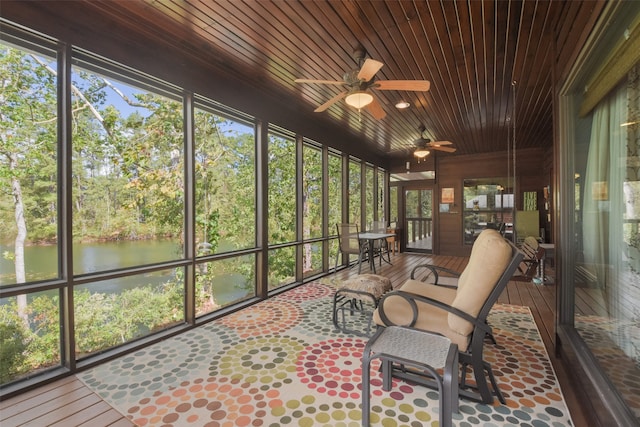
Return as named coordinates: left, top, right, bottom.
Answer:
left=404, top=188, right=433, bottom=252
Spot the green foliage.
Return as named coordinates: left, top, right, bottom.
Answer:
left=0, top=45, right=58, bottom=243
left=0, top=322, right=27, bottom=383
left=268, top=134, right=297, bottom=244
left=194, top=110, right=256, bottom=252
left=74, top=282, right=184, bottom=354
left=0, top=281, right=185, bottom=383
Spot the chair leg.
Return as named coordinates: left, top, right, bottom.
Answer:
left=484, top=361, right=506, bottom=404
left=332, top=292, right=340, bottom=329
left=472, top=357, right=494, bottom=404
left=440, top=347, right=458, bottom=427
left=358, top=243, right=369, bottom=274
left=381, top=359, right=393, bottom=390
left=362, top=355, right=372, bottom=426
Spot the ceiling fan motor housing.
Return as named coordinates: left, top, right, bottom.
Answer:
left=343, top=70, right=375, bottom=89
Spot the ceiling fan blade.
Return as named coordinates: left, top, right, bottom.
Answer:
left=429, top=140, right=453, bottom=146
left=314, top=91, right=347, bottom=112
left=357, top=58, right=384, bottom=81
left=431, top=146, right=456, bottom=153
left=366, top=96, right=386, bottom=120
left=375, top=80, right=431, bottom=91
left=295, top=78, right=345, bottom=85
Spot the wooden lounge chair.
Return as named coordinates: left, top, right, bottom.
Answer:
left=513, top=236, right=545, bottom=281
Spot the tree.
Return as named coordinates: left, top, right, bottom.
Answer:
left=0, top=46, right=58, bottom=325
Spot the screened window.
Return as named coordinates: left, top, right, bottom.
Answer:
left=195, top=255, right=255, bottom=316
left=0, top=19, right=389, bottom=392
left=390, top=186, right=398, bottom=223
left=327, top=152, right=343, bottom=268
left=0, top=38, right=61, bottom=383
left=194, top=105, right=256, bottom=254
left=365, top=165, right=375, bottom=228
left=302, top=143, right=322, bottom=240
left=268, top=131, right=296, bottom=244
left=302, top=142, right=323, bottom=277
left=268, top=130, right=296, bottom=288
left=70, top=64, right=184, bottom=273
left=0, top=40, right=58, bottom=286
left=377, top=168, right=386, bottom=223
left=348, top=159, right=362, bottom=226
left=74, top=268, right=184, bottom=357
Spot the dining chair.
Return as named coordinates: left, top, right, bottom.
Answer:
left=371, top=221, right=391, bottom=265
left=335, top=223, right=369, bottom=273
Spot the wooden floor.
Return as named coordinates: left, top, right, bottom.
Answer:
left=0, top=251, right=589, bottom=427
left=0, top=375, right=133, bottom=426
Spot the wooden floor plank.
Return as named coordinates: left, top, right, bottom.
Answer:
left=108, top=418, right=137, bottom=427
left=48, top=400, right=120, bottom=427
left=22, top=393, right=102, bottom=427
left=3, top=384, right=92, bottom=425
left=75, top=404, right=127, bottom=427
left=0, top=375, right=78, bottom=412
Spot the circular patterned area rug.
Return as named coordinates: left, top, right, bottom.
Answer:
left=79, top=282, right=573, bottom=426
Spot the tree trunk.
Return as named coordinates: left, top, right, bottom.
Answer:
left=10, top=153, right=29, bottom=327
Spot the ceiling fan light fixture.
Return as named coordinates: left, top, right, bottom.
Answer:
left=395, top=100, right=410, bottom=109
left=414, top=147, right=430, bottom=158
left=345, top=91, right=373, bottom=109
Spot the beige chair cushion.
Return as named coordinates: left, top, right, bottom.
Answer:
left=457, top=228, right=493, bottom=291
left=450, top=229, right=512, bottom=336
left=373, top=228, right=513, bottom=352
left=371, top=280, right=472, bottom=350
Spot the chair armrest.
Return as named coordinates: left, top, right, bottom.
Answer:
left=377, top=290, right=492, bottom=336
left=410, top=264, right=461, bottom=288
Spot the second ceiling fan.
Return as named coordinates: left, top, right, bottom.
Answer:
left=295, top=46, right=431, bottom=120
left=413, top=125, right=456, bottom=161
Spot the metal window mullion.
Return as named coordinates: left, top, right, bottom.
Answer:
left=360, top=161, right=366, bottom=229
left=372, top=166, right=378, bottom=222
left=322, top=146, right=329, bottom=272
left=341, top=155, right=349, bottom=267
left=183, top=91, right=196, bottom=325
left=59, top=41, right=75, bottom=372
left=256, top=120, right=268, bottom=299
left=295, top=135, right=304, bottom=282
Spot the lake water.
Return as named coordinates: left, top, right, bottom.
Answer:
left=1, top=239, right=253, bottom=311
left=0, top=239, right=183, bottom=292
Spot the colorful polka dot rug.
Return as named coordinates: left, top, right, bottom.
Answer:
left=79, top=281, right=573, bottom=426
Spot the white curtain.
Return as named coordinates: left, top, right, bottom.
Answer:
left=582, top=79, right=628, bottom=290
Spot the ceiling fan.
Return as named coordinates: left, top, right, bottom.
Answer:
left=413, top=126, right=456, bottom=161
left=294, top=45, right=430, bottom=120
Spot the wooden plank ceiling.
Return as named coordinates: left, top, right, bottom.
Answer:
left=5, top=0, right=598, bottom=161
